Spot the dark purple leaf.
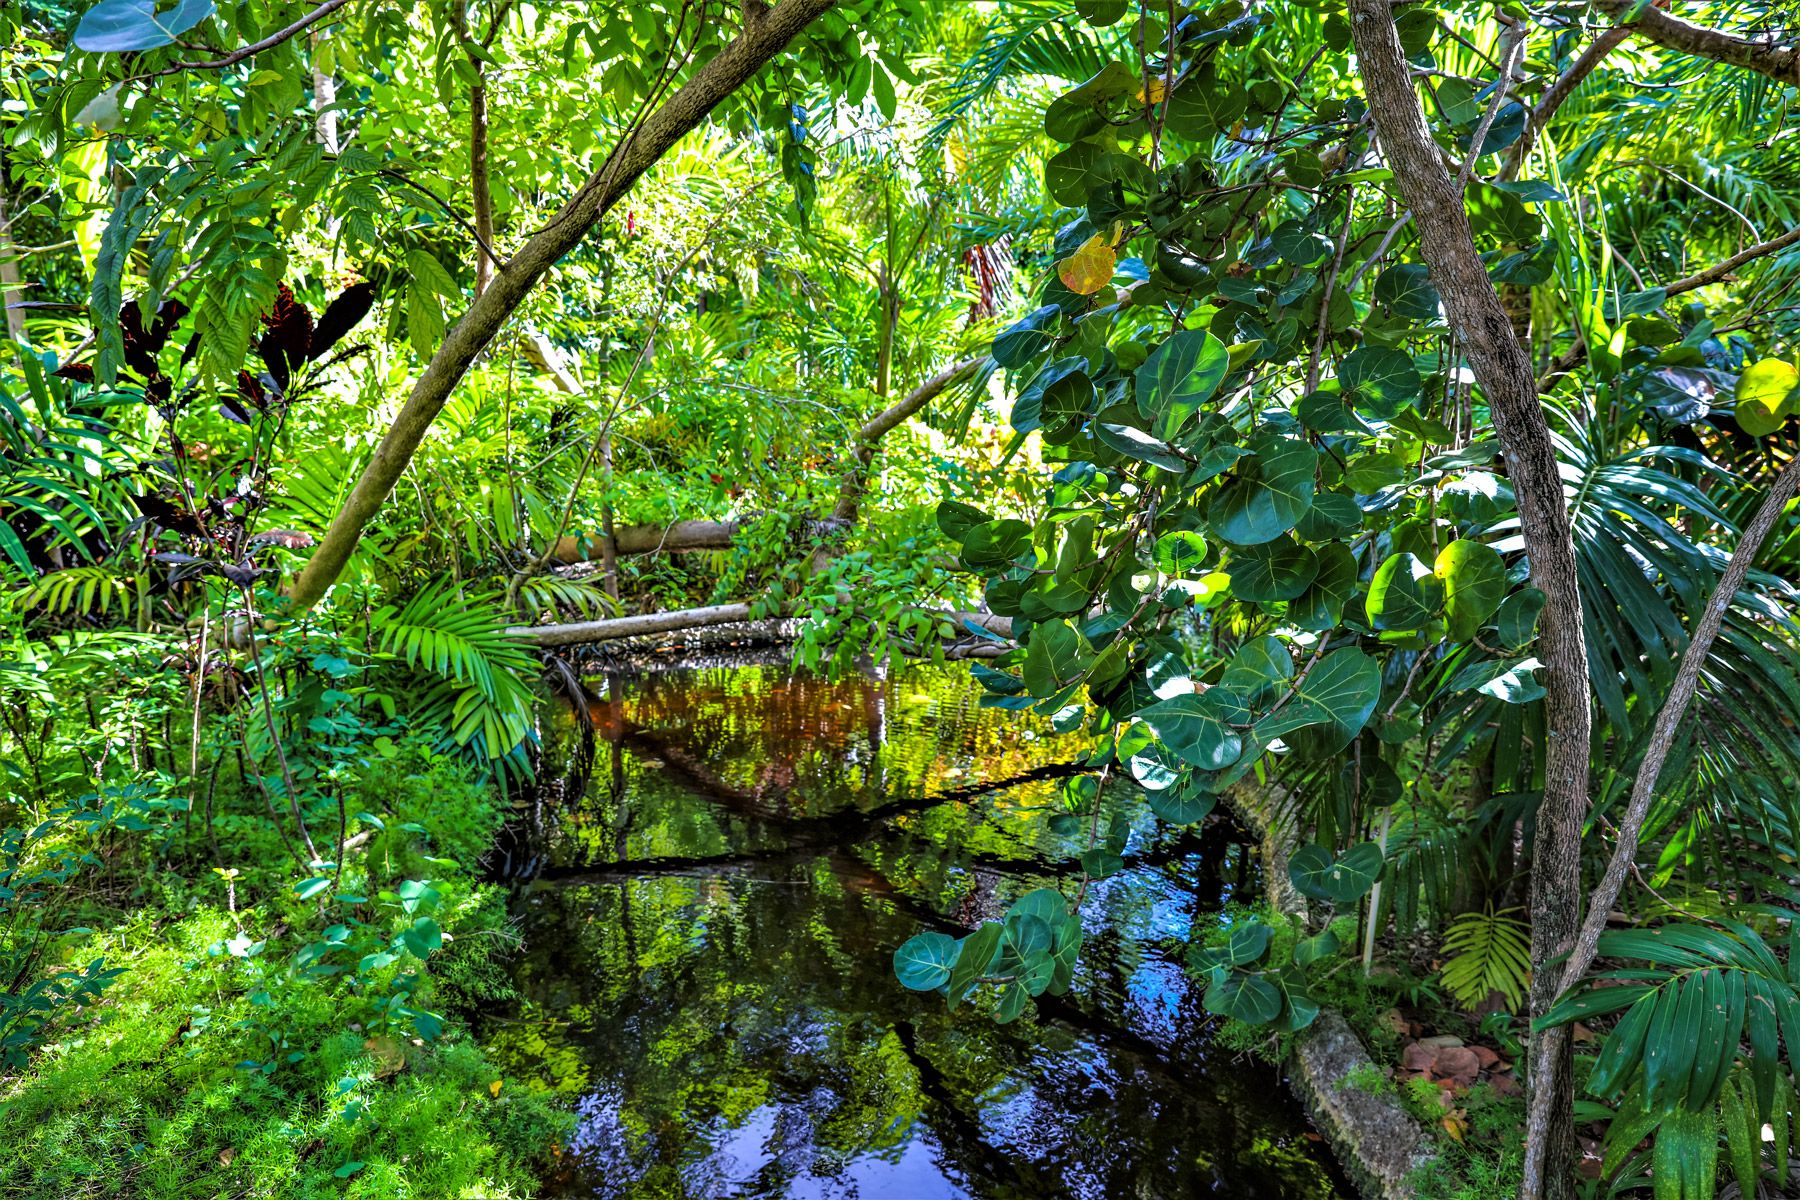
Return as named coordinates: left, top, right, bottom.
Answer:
left=130, top=492, right=204, bottom=537
left=117, top=299, right=186, bottom=380
left=308, top=281, right=376, bottom=361
left=219, top=563, right=264, bottom=586
left=150, top=551, right=204, bottom=564
left=52, top=361, right=96, bottom=383
left=257, top=283, right=314, bottom=391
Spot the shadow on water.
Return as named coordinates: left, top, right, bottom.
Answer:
left=483, top=661, right=1353, bottom=1199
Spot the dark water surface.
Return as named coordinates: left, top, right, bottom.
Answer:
left=487, top=660, right=1350, bottom=1199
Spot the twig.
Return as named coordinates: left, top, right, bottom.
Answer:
left=129, top=0, right=353, bottom=81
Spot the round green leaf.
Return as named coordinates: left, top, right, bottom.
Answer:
left=1228, top=536, right=1319, bottom=603
left=1007, top=888, right=1070, bottom=926
left=894, top=932, right=959, bottom=991
left=1366, top=552, right=1443, bottom=631
left=1253, top=648, right=1383, bottom=749
left=1339, top=346, right=1422, bottom=419
left=1293, top=927, right=1342, bottom=967
left=1373, top=263, right=1441, bottom=321
left=1496, top=587, right=1545, bottom=649
left=961, top=519, right=1031, bottom=568
left=1194, top=921, right=1273, bottom=970
left=993, top=305, right=1059, bottom=368
left=1736, top=358, right=1799, bottom=436
left=1134, top=329, right=1230, bottom=430
left=1435, top=539, right=1507, bottom=641
left=1140, top=689, right=1247, bottom=771
left=1290, top=542, right=1358, bottom=631
left=1203, top=970, right=1283, bottom=1025
left=1210, top=432, right=1317, bottom=545
left=1154, top=529, right=1209, bottom=577
left=1147, top=783, right=1217, bottom=825
left=75, top=0, right=214, bottom=53
left=1288, top=842, right=1384, bottom=904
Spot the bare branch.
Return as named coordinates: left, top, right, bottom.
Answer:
left=1597, top=0, right=1800, bottom=86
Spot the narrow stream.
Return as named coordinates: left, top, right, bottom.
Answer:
left=483, top=658, right=1351, bottom=1199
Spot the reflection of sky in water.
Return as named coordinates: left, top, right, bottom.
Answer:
left=505, top=664, right=1348, bottom=1199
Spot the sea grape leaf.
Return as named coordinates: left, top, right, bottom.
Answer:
left=1253, top=648, right=1382, bottom=749
left=1204, top=970, right=1283, bottom=1024
left=1366, top=552, right=1443, bottom=631
left=1210, top=431, right=1317, bottom=545
left=1289, top=841, right=1384, bottom=904
left=893, top=932, right=958, bottom=991
left=1435, top=539, right=1507, bottom=641
left=1140, top=690, right=1247, bottom=771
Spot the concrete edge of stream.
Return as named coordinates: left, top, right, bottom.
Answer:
left=1228, top=784, right=1439, bottom=1200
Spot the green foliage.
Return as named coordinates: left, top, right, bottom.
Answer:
left=371, top=580, right=540, bottom=763
left=1439, top=906, right=1531, bottom=1013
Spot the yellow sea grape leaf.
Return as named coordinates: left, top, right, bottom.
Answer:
left=1737, top=358, right=1799, bottom=436
left=1058, top=233, right=1117, bottom=295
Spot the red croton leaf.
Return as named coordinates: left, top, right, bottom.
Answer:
left=257, top=284, right=314, bottom=391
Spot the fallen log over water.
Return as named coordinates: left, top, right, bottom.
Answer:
left=509, top=604, right=1013, bottom=651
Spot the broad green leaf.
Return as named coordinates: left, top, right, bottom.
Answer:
left=1496, top=587, right=1545, bottom=649
left=1373, top=263, right=1441, bottom=321
left=936, top=500, right=991, bottom=542
left=1007, top=888, right=1069, bottom=926
left=1043, top=62, right=1138, bottom=142
left=894, top=931, right=958, bottom=990
left=1288, top=842, right=1383, bottom=904
left=1366, top=552, right=1442, bottom=631
left=1254, top=648, right=1383, bottom=749
left=1193, top=922, right=1272, bottom=970
left=1203, top=970, right=1283, bottom=1024
left=1339, top=346, right=1422, bottom=419
left=1290, top=542, right=1358, bottom=631
left=75, top=0, right=214, bottom=52
left=1228, top=536, right=1319, bottom=603
left=993, top=305, right=1059, bottom=368
left=1022, top=619, right=1088, bottom=695
left=1736, top=359, right=1798, bottom=436
left=400, top=916, right=442, bottom=959
left=1134, top=329, right=1229, bottom=430
left=1220, top=635, right=1293, bottom=705
left=1435, top=539, right=1507, bottom=640
left=1140, top=689, right=1247, bottom=771
left=1210, top=432, right=1317, bottom=545
left=961, top=519, right=1031, bottom=568
left=947, top=923, right=1005, bottom=1008
left=1147, top=785, right=1217, bottom=824
left=1154, top=529, right=1208, bottom=576
left=1294, top=928, right=1342, bottom=966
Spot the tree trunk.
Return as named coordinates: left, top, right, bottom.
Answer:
left=1347, top=6, right=1593, bottom=1198
left=286, top=0, right=839, bottom=611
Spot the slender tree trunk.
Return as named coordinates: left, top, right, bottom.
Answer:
left=470, top=72, right=495, bottom=297
left=0, top=145, right=26, bottom=342
left=286, top=0, right=839, bottom=611
left=1347, top=7, right=1593, bottom=1198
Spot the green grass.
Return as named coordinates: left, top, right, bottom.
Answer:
left=0, top=744, right=570, bottom=1199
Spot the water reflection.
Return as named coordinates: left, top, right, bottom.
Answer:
left=489, top=664, right=1348, bottom=1199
